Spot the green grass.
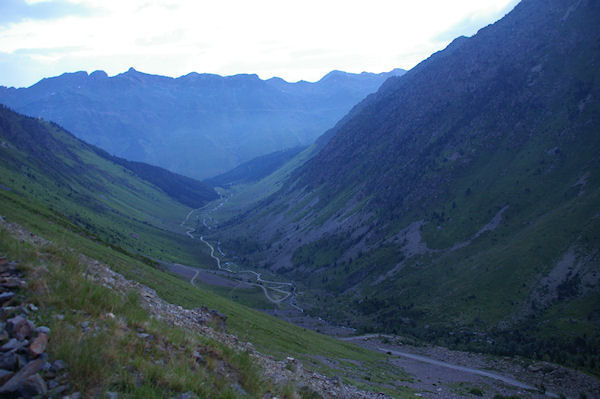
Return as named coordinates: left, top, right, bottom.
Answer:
left=194, top=281, right=278, bottom=310
left=0, top=232, right=275, bottom=398
left=0, top=188, right=414, bottom=397
left=0, top=112, right=216, bottom=268
left=207, top=144, right=318, bottom=224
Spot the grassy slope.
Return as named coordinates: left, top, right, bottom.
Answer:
left=207, top=144, right=320, bottom=223
left=0, top=109, right=413, bottom=396
left=0, top=188, right=414, bottom=398
left=0, top=226, right=274, bottom=398
left=205, top=146, right=307, bottom=188
left=108, top=154, right=218, bottom=208
left=0, top=108, right=213, bottom=267
left=198, top=0, right=600, bottom=375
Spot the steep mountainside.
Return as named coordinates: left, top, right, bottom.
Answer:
left=0, top=68, right=405, bottom=179
left=214, top=0, right=600, bottom=373
left=0, top=105, right=214, bottom=265
left=106, top=155, right=217, bottom=208
left=205, top=146, right=307, bottom=188
left=0, top=107, right=418, bottom=399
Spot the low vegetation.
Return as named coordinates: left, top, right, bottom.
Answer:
left=206, top=0, right=600, bottom=378
left=0, top=173, right=415, bottom=397
left=1, top=230, right=272, bottom=398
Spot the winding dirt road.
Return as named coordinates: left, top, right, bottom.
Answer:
left=180, top=202, right=299, bottom=307
left=342, top=335, right=567, bottom=398
left=199, top=235, right=291, bottom=304
left=381, top=348, right=560, bottom=397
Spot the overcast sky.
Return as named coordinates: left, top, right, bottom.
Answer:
left=0, top=0, right=520, bottom=88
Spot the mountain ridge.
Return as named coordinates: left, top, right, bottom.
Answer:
left=0, top=105, right=420, bottom=399
left=0, top=104, right=216, bottom=264
left=210, top=0, right=600, bottom=374
left=0, top=68, right=406, bottom=179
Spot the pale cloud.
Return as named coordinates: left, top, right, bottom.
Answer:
left=0, top=0, right=519, bottom=87
left=0, top=0, right=96, bottom=24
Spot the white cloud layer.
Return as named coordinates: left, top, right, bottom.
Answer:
left=0, top=0, right=519, bottom=87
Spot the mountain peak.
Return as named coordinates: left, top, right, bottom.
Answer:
left=89, top=70, right=108, bottom=80
left=319, top=70, right=349, bottom=82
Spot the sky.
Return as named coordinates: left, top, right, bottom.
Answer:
left=0, top=0, right=520, bottom=88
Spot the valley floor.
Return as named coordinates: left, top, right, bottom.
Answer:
left=175, top=198, right=600, bottom=399
left=343, top=335, right=600, bottom=399
left=161, top=255, right=600, bottom=399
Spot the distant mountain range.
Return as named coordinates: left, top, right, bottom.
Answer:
left=0, top=68, right=405, bottom=179
left=215, top=0, right=600, bottom=371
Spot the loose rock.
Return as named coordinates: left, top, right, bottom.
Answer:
left=6, top=315, right=34, bottom=340
left=1, top=337, right=22, bottom=352
left=0, top=358, right=45, bottom=394
left=35, top=326, right=50, bottom=335
left=21, top=373, right=47, bottom=396
left=0, top=292, right=14, bottom=304
left=29, top=333, right=48, bottom=357
left=0, top=369, right=14, bottom=385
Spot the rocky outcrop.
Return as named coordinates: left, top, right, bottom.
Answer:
left=0, top=255, right=74, bottom=398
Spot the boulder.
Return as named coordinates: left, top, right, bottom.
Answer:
left=20, top=373, right=47, bottom=396
left=29, top=333, right=48, bottom=357
left=0, top=369, right=14, bottom=385
left=6, top=316, right=34, bottom=340
left=0, top=358, right=44, bottom=394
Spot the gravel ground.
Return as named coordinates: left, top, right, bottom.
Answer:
left=346, top=335, right=600, bottom=399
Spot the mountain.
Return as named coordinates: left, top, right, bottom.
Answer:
left=106, top=155, right=217, bottom=208
left=0, top=68, right=405, bottom=179
left=0, top=107, right=416, bottom=399
left=0, top=104, right=215, bottom=264
left=205, top=146, right=307, bottom=188
left=213, top=0, right=600, bottom=373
